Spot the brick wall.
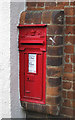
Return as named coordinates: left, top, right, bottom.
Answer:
left=20, top=1, right=75, bottom=118
left=61, top=2, right=75, bottom=117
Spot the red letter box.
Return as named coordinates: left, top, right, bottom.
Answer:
left=18, top=24, right=47, bottom=104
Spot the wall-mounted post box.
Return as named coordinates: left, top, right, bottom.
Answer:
left=18, top=24, right=47, bottom=104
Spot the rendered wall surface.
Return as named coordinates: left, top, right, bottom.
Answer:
left=0, top=1, right=27, bottom=119
left=0, top=2, right=11, bottom=119
left=10, top=2, right=27, bottom=118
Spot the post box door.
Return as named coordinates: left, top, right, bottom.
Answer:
left=24, top=50, right=43, bottom=101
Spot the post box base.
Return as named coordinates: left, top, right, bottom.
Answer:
left=21, top=101, right=60, bottom=116
left=26, top=111, right=47, bottom=118
left=26, top=111, right=63, bottom=118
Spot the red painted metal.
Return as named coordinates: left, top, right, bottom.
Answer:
left=18, top=24, right=47, bottom=27
left=18, top=24, right=47, bottom=104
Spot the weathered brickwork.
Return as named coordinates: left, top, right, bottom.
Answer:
left=20, top=1, right=75, bottom=118
left=62, top=2, right=75, bottom=118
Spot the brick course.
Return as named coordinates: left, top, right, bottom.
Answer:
left=42, top=11, right=51, bottom=24
left=52, top=11, right=64, bottom=24
left=47, top=77, right=61, bottom=87
left=47, top=36, right=63, bottom=46
left=66, top=17, right=75, bottom=24
left=63, top=82, right=72, bottom=89
left=47, top=57, right=62, bottom=66
left=64, top=64, right=72, bottom=72
left=47, top=46, right=63, bottom=56
left=46, top=86, right=61, bottom=96
left=65, top=26, right=75, bottom=34
left=47, top=25, right=64, bottom=35
left=63, top=99, right=71, bottom=107
left=47, top=67, right=62, bottom=77
left=64, top=7, right=75, bottom=16
left=65, top=36, right=75, bottom=44
left=46, top=96, right=61, bottom=105
left=71, top=55, right=75, bottom=63
left=63, top=73, right=73, bottom=81
left=64, top=55, right=69, bottom=63
left=64, top=45, right=74, bottom=54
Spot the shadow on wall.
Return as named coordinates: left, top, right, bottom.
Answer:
left=10, top=2, right=26, bottom=118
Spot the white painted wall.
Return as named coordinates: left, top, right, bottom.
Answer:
left=10, top=2, right=26, bottom=118
left=0, top=1, right=11, bottom=119
left=0, top=1, right=26, bottom=119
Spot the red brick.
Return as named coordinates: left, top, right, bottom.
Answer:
left=66, top=17, right=75, bottom=24
left=73, top=83, right=75, bottom=90
left=71, top=55, right=75, bottom=63
left=47, top=36, right=63, bottom=46
left=52, top=11, right=64, bottom=24
left=26, top=2, right=36, bottom=7
left=47, top=105, right=59, bottom=115
left=64, top=55, right=69, bottom=63
left=70, top=1, right=75, bottom=5
left=47, top=57, right=62, bottom=66
left=73, top=74, right=75, bottom=81
left=57, top=2, right=69, bottom=7
left=63, top=99, right=71, bottom=107
left=42, top=105, right=48, bottom=114
left=64, top=7, right=75, bottom=16
left=20, top=11, right=26, bottom=25
left=42, top=11, right=51, bottom=24
left=46, top=96, right=61, bottom=105
left=62, top=90, right=67, bottom=98
left=61, top=107, right=73, bottom=116
left=64, top=45, right=74, bottom=54
left=73, top=110, right=75, bottom=117
left=65, top=26, right=75, bottom=34
left=63, top=82, right=72, bottom=89
left=33, top=104, right=42, bottom=113
left=72, top=100, right=75, bottom=108
left=25, top=11, right=42, bottom=24
left=25, top=12, right=33, bottom=23
left=47, top=67, right=62, bottom=77
left=47, top=86, right=61, bottom=96
left=25, top=103, right=60, bottom=115
left=27, top=7, right=44, bottom=10
left=65, top=36, right=75, bottom=44
left=63, top=73, right=73, bottom=81
left=45, top=6, right=64, bottom=10
left=47, top=77, right=61, bottom=87
left=47, top=46, right=63, bottom=56
left=74, top=65, right=75, bottom=72
left=47, top=25, right=64, bottom=35
left=37, top=2, right=44, bottom=7
left=67, top=91, right=75, bottom=99
left=64, top=64, right=72, bottom=72
left=45, top=2, right=56, bottom=7
left=27, top=103, right=34, bottom=111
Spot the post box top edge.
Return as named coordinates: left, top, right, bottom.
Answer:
left=17, top=24, right=47, bottom=28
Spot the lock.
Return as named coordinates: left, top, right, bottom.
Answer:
left=27, top=77, right=30, bottom=81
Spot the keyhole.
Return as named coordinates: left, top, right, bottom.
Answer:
left=27, top=77, right=29, bottom=81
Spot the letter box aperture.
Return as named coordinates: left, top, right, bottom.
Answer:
left=18, top=24, right=47, bottom=104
